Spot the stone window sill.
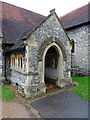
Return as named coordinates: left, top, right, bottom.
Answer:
left=10, top=67, right=26, bottom=74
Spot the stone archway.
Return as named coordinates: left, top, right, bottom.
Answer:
left=42, top=42, right=65, bottom=90
left=37, top=37, right=70, bottom=94
left=44, top=46, right=59, bottom=88
left=37, top=37, right=67, bottom=61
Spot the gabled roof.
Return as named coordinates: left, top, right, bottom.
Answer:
left=60, top=4, right=89, bottom=29
left=0, top=1, right=46, bottom=44
left=10, top=11, right=72, bottom=51
left=10, top=28, right=34, bottom=50
left=0, top=1, right=89, bottom=45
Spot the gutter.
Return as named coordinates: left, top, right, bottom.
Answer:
left=65, top=22, right=89, bottom=31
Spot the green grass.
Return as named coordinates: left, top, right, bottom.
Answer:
left=71, top=76, right=90, bottom=102
left=0, top=86, right=15, bottom=101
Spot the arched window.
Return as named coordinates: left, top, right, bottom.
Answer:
left=16, top=54, right=23, bottom=69
left=20, top=54, right=23, bottom=69
left=21, top=57, right=23, bottom=68
left=71, top=39, right=75, bottom=53
left=11, top=54, right=15, bottom=67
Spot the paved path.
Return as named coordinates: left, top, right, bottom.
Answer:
left=0, top=85, right=40, bottom=118
left=31, top=91, right=88, bottom=118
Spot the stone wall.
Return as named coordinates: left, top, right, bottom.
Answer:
left=67, top=25, right=88, bottom=75
left=5, top=12, right=72, bottom=98
left=0, top=3, right=3, bottom=82
left=26, top=14, right=71, bottom=72
left=11, top=70, right=26, bottom=92
left=24, top=13, right=72, bottom=98
left=6, top=49, right=27, bottom=93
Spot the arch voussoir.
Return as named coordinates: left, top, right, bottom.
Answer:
left=37, top=37, right=67, bottom=61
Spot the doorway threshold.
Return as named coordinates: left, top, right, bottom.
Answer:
left=46, top=83, right=56, bottom=89
left=30, top=83, right=73, bottom=102
left=30, top=87, right=65, bottom=102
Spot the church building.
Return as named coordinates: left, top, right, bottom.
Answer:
left=0, top=2, right=89, bottom=98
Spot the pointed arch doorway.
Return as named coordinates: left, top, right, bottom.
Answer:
left=42, top=42, right=64, bottom=90
left=45, top=46, right=59, bottom=89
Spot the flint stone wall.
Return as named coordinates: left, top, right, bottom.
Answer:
left=25, top=13, right=72, bottom=98
left=27, top=14, right=71, bottom=73
left=6, top=49, right=27, bottom=92
left=67, top=25, right=88, bottom=75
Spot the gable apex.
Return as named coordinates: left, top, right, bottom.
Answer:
left=10, top=10, right=71, bottom=51
left=45, top=12, right=71, bottom=44
left=50, top=9, right=56, bottom=14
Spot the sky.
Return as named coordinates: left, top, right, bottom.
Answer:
left=1, top=0, right=89, bottom=17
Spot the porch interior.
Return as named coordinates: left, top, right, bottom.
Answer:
left=45, top=46, right=59, bottom=89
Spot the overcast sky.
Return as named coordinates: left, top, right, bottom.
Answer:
left=1, top=0, right=89, bottom=17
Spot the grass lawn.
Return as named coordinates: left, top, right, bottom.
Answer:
left=0, top=85, right=15, bottom=101
left=71, top=76, right=90, bottom=102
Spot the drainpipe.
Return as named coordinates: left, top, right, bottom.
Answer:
left=3, top=43, right=7, bottom=81
left=0, top=31, right=3, bottom=82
